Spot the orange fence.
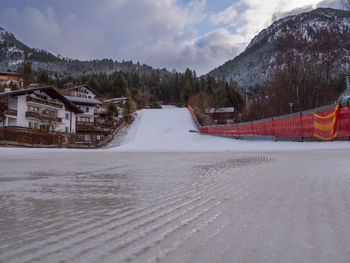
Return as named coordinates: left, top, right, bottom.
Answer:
left=195, top=102, right=350, bottom=141
left=187, top=104, right=200, bottom=129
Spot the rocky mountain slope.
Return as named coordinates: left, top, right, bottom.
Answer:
left=209, top=8, right=350, bottom=92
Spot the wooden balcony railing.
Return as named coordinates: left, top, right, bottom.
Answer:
left=26, top=95, right=63, bottom=108
left=25, top=111, right=62, bottom=123
left=76, top=121, right=95, bottom=126
left=4, top=109, right=17, bottom=116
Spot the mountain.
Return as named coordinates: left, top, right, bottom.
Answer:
left=208, top=8, right=350, bottom=92
left=0, top=26, right=62, bottom=67
left=0, top=26, right=166, bottom=78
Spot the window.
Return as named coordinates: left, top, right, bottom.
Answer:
left=65, top=113, right=69, bottom=120
left=80, top=117, right=90, bottom=122
left=28, top=106, right=39, bottom=113
left=86, top=107, right=89, bottom=113
left=65, top=127, right=69, bottom=133
left=34, top=123, right=39, bottom=129
left=76, top=134, right=84, bottom=142
left=84, top=134, right=91, bottom=142
left=29, top=122, right=33, bottom=129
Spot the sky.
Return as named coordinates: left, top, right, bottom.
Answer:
left=0, top=0, right=341, bottom=75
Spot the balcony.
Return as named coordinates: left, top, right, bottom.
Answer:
left=26, top=111, right=62, bottom=123
left=76, top=121, right=95, bottom=126
left=4, top=109, right=17, bottom=116
left=26, top=95, right=63, bottom=108
left=76, top=120, right=101, bottom=132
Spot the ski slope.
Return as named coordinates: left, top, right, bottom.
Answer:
left=1, top=107, right=350, bottom=262
left=112, top=106, right=350, bottom=152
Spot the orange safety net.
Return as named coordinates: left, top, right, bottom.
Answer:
left=313, top=103, right=340, bottom=141
left=199, top=104, right=350, bottom=140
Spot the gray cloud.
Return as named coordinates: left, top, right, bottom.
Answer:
left=0, top=0, right=239, bottom=75
left=0, top=0, right=342, bottom=75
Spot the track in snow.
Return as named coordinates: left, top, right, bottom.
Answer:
left=1, top=151, right=350, bottom=263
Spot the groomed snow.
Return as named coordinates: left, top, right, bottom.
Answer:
left=0, top=106, right=349, bottom=155
left=109, top=106, right=350, bottom=152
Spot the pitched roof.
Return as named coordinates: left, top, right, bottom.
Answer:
left=65, top=96, right=102, bottom=106
left=0, top=86, right=83, bottom=114
left=104, top=97, right=127, bottom=103
left=60, top=85, right=101, bottom=97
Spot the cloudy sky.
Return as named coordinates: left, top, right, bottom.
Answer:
left=0, top=0, right=340, bottom=74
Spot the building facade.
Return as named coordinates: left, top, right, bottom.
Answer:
left=63, top=85, right=104, bottom=143
left=0, top=72, right=23, bottom=90
left=0, top=87, right=82, bottom=133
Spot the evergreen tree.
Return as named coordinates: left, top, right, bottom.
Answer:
left=0, top=102, right=6, bottom=122
left=37, top=69, right=50, bottom=85
left=181, top=80, right=192, bottom=105
left=22, top=53, right=34, bottom=88
left=9, top=81, right=18, bottom=90
left=112, top=73, right=128, bottom=97
left=107, top=103, right=119, bottom=118
left=123, top=97, right=132, bottom=123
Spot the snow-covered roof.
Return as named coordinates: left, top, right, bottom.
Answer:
left=65, top=96, right=102, bottom=105
left=205, top=107, right=235, bottom=114
left=104, top=97, right=127, bottom=103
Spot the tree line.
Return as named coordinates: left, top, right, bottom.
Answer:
left=15, top=57, right=245, bottom=125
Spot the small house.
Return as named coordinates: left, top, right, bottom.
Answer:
left=205, top=107, right=235, bottom=124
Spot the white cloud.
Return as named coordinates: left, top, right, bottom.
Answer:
left=210, top=5, right=238, bottom=25
left=209, top=0, right=340, bottom=44
left=185, top=0, right=207, bottom=24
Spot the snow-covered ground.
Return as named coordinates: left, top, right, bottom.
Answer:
left=1, top=150, right=350, bottom=263
left=1, top=107, right=350, bottom=263
left=0, top=106, right=349, bottom=155
left=110, top=106, right=350, bottom=152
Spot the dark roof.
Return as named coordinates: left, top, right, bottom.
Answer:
left=65, top=96, right=102, bottom=106
left=0, top=72, right=22, bottom=76
left=0, top=86, right=83, bottom=114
